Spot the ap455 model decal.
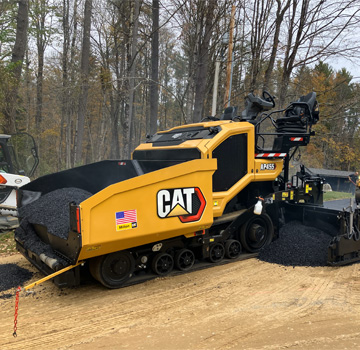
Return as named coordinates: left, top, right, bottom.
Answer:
left=260, top=163, right=276, bottom=170
left=157, top=187, right=206, bottom=223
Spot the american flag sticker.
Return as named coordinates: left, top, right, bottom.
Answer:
left=115, top=209, right=138, bottom=231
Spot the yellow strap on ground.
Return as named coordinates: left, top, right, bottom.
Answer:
left=23, top=261, right=83, bottom=291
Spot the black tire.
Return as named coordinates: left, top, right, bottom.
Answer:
left=89, top=251, right=135, bottom=289
left=152, top=253, right=174, bottom=276
left=239, top=213, right=274, bottom=253
left=225, top=239, right=242, bottom=259
left=208, top=242, right=225, bottom=263
left=175, top=249, right=195, bottom=271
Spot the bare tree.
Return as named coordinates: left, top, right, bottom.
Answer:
left=59, top=0, right=78, bottom=169
left=125, top=0, right=141, bottom=158
left=192, top=0, right=216, bottom=122
left=31, top=0, right=52, bottom=132
left=278, top=0, right=360, bottom=105
left=3, top=0, right=29, bottom=134
left=173, top=0, right=229, bottom=122
left=149, top=0, right=159, bottom=136
left=263, top=0, right=291, bottom=91
left=60, top=0, right=70, bottom=169
left=93, top=0, right=124, bottom=159
left=74, top=0, right=92, bottom=165
left=245, top=0, right=274, bottom=92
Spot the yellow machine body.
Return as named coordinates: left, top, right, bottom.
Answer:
left=75, top=120, right=283, bottom=261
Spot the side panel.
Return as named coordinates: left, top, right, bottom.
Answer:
left=212, top=133, right=248, bottom=192
left=210, top=124, right=255, bottom=216
left=77, top=159, right=217, bottom=261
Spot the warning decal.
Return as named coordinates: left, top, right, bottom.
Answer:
left=115, top=209, right=138, bottom=231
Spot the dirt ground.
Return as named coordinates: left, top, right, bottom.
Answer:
left=1, top=253, right=360, bottom=350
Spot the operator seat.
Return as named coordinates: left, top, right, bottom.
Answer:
left=271, top=92, right=319, bottom=152
left=275, top=92, right=319, bottom=133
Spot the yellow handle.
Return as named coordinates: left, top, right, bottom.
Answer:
left=23, top=261, right=84, bottom=291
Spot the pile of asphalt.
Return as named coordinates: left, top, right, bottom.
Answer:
left=18, top=187, right=92, bottom=239
left=257, top=221, right=332, bottom=267
left=14, top=188, right=92, bottom=266
left=15, top=218, right=69, bottom=266
left=0, top=264, right=33, bottom=294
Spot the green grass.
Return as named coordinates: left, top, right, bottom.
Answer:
left=0, top=231, right=16, bottom=254
left=323, top=191, right=353, bottom=202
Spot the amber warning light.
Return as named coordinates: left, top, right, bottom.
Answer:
left=0, top=174, right=7, bottom=184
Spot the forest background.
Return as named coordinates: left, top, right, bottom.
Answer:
left=1, top=0, right=360, bottom=177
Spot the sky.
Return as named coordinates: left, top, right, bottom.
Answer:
left=329, top=57, right=360, bottom=82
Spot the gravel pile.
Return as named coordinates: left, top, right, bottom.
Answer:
left=18, top=187, right=92, bottom=239
left=0, top=264, right=33, bottom=293
left=258, top=221, right=332, bottom=267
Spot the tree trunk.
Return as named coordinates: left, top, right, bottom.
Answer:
left=74, top=0, right=92, bottom=165
left=125, top=0, right=140, bottom=159
left=162, top=42, right=170, bottom=130
left=109, top=43, right=120, bottom=159
left=118, top=1, right=130, bottom=159
left=108, top=4, right=121, bottom=160
left=184, top=17, right=199, bottom=125
left=68, top=0, right=78, bottom=168
left=35, top=0, right=46, bottom=132
left=193, top=0, right=216, bottom=123
left=4, top=0, right=29, bottom=134
left=60, top=0, right=69, bottom=169
left=149, top=0, right=159, bottom=136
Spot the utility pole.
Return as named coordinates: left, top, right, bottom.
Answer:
left=223, top=5, right=236, bottom=108
left=211, top=60, right=220, bottom=116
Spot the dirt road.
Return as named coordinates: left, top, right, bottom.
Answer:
left=1, top=253, right=360, bottom=350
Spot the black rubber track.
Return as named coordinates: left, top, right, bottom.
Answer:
left=109, top=252, right=258, bottom=289
left=119, top=219, right=333, bottom=289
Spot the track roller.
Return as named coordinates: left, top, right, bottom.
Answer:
left=208, top=242, right=225, bottom=263
left=175, top=249, right=195, bottom=271
left=225, top=239, right=242, bottom=259
left=152, top=252, right=174, bottom=276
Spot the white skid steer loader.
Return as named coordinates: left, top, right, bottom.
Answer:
left=0, top=133, right=38, bottom=230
